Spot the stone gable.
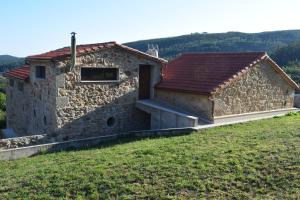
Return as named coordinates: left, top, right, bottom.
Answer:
left=54, top=47, right=162, bottom=139
left=213, top=61, right=295, bottom=116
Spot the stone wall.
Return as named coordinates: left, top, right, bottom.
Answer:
left=26, top=61, right=57, bottom=135
left=55, top=47, right=163, bottom=138
left=213, top=61, right=295, bottom=116
left=6, top=78, right=31, bottom=135
left=294, top=94, right=300, bottom=108
left=6, top=60, right=57, bottom=136
left=155, top=90, right=213, bottom=121
left=0, top=134, right=47, bottom=150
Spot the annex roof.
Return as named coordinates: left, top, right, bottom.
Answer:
left=156, top=52, right=299, bottom=95
left=3, top=65, right=30, bottom=81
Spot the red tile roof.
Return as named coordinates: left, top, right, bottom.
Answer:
left=3, top=65, right=30, bottom=80
left=27, top=42, right=167, bottom=63
left=156, top=52, right=299, bottom=95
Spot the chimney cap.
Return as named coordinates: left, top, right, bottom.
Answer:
left=70, top=32, right=77, bottom=36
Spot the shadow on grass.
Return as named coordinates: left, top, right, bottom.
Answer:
left=36, top=128, right=196, bottom=156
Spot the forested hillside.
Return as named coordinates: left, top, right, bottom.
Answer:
left=125, top=30, right=300, bottom=59
left=0, top=55, right=24, bottom=73
left=271, top=41, right=300, bottom=84
left=1, top=30, right=300, bottom=84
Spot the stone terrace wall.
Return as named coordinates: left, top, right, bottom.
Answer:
left=55, top=47, right=163, bottom=139
left=155, top=90, right=213, bottom=121
left=213, top=61, right=295, bottom=117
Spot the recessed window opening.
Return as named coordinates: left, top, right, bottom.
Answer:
left=33, top=109, right=36, bottom=117
left=9, top=79, right=14, bottom=87
left=17, top=82, right=24, bottom=91
left=107, top=117, right=116, bottom=127
left=81, top=68, right=118, bottom=81
left=36, top=66, right=46, bottom=79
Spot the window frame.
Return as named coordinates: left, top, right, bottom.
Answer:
left=80, top=67, right=119, bottom=83
left=35, top=66, right=46, bottom=79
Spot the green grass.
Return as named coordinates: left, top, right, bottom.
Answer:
left=0, top=114, right=300, bottom=199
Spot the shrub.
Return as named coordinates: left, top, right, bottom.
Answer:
left=0, top=92, right=6, bottom=111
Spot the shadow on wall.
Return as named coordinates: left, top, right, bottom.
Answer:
left=53, top=88, right=151, bottom=141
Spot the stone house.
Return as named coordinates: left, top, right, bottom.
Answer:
left=4, top=43, right=299, bottom=138
left=4, top=42, right=166, bottom=139
left=155, top=52, right=299, bottom=124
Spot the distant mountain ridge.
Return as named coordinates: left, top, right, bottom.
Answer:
left=125, top=30, right=300, bottom=59
left=0, top=55, right=24, bottom=73
left=0, top=55, right=21, bottom=62
left=2, top=29, right=300, bottom=73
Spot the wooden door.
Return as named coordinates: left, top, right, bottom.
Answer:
left=139, top=65, right=151, bottom=99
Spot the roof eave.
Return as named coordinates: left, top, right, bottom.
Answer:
left=264, top=56, right=300, bottom=90
left=155, top=86, right=211, bottom=96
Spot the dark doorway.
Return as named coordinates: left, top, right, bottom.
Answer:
left=139, top=65, right=151, bottom=99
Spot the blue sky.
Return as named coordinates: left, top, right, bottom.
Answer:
left=1, top=0, right=300, bottom=57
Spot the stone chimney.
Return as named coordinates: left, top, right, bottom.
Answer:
left=146, top=44, right=159, bottom=58
left=70, top=32, right=77, bottom=70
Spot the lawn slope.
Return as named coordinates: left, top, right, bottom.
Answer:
left=0, top=114, right=300, bottom=199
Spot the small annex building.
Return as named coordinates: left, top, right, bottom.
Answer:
left=155, top=52, right=299, bottom=123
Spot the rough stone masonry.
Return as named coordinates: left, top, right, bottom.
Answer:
left=5, top=44, right=165, bottom=140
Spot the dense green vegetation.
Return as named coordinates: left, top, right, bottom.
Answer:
left=0, top=55, right=24, bottom=73
left=0, top=114, right=300, bottom=199
left=125, top=30, right=300, bottom=59
left=270, top=41, right=300, bottom=85
left=0, top=76, right=6, bottom=129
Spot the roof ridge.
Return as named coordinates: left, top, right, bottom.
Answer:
left=181, top=51, right=266, bottom=56
left=26, top=41, right=166, bottom=63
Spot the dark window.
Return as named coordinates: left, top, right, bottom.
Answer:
left=36, top=66, right=46, bottom=79
left=81, top=68, right=118, bottom=81
left=17, top=82, right=24, bottom=91
left=9, top=79, right=14, bottom=87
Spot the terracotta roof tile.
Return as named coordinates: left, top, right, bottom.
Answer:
left=3, top=65, right=30, bottom=80
left=156, top=52, right=299, bottom=95
left=27, top=42, right=167, bottom=63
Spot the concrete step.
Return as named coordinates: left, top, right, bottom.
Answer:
left=136, top=99, right=199, bottom=129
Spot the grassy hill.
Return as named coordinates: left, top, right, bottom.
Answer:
left=125, top=30, right=300, bottom=59
left=0, top=113, right=299, bottom=199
